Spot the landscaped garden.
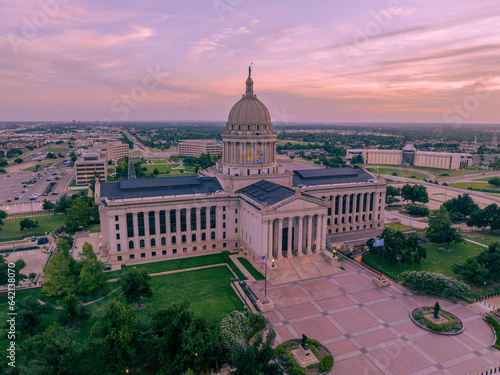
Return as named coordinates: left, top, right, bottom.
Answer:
left=0, top=214, right=66, bottom=241
left=276, top=338, right=334, bottom=375
left=368, top=167, right=429, bottom=180
left=411, top=306, right=463, bottom=334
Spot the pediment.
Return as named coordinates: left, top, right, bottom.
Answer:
left=273, top=196, right=325, bottom=212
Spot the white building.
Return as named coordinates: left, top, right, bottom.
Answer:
left=96, top=70, right=386, bottom=280
left=178, top=140, right=222, bottom=157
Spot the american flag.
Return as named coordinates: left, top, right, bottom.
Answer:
left=255, top=255, right=266, bottom=264
left=257, top=154, right=263, bottom=163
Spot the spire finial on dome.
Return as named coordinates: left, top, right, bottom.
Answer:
left=245, top=64, right=254, bottom=98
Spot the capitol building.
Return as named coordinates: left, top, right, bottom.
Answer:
left=95, top=69, right=386, bottom=281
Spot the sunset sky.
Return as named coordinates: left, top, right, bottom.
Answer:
left=1, top=0, right=499, bottom=123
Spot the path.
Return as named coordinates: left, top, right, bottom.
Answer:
left=229, top=254, right=256, bottom=282
left=373, top=166, right=435, bottom=179
left=464, top=238, right=488, bottom=248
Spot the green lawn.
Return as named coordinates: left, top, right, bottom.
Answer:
left=0, top=214, right=66, bottom=241
left=384, top=222, right=418, bottom=232
left=277, top=140, right=313, bottom=146
left=411, top=166, right=482, bottom=177
left=447, top=182, right=500, bottom=195
left=363, top=241, right=485, bottom=280
left=69, top=179, right=78, bottom=187
left=237, top=257, right=265, bottom=280
left=368, top=167, right=429, bottom=180
left=44, top=147, right=71, bottom=153
left=464, top=232, right=500, bottom=246
left=474, top=177, right=497, bottom=181
left=143, top=163, right=197, bottom=174
left=104, top=251, right=238, bottom=280
left=87, top=223, right=101, bottom=233
left=151, top=159, right=170, bottom=164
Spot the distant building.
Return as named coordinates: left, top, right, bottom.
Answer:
left=347, top=144, right=472, bottom=170
left=75, top=150, right=107, bottom=185
left=98, top=141, right=130, bottom=161
left=178, top=140, right=222, bottom=157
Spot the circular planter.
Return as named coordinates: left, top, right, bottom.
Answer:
left=410, top=306, right=464, bottom=335
left=276, top=339, right=333, bottom=375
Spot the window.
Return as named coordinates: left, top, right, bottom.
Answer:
left=335, top=196, right=340, bottom=215
left=203, top=245, right=207, bottom=250
left=193, top=246, right=197, bottom=251
left=161, top=237, right=166, bottom=246
left=128, top=241, right=134, bottom=249
left=183, top=248, right=187, bottom=253
left=140, top=239, right=145, bottom=248
left=327, top=219, right=331, bottom=225
left=115, top=215, right=119, bottom=222
left=223, top=243, right=227, bottom=248
left=200, top=207, right=207, bottom=230
left=170, top=209, right=176, bottom=232
left=348, top=216, right=352, bottom=223
left=159, top=210, right=166, bottom=234
left=172, top=236, right=177, bottom=244
left=180, top=209, right=187, bottom=232
left=223, top=232, right=226, bottom=239
left=223, top=214, right=226, bottom=220
left=173, top=249, right=177, bottom=254
left=223, top=206, right=226, bottom=212
left=127, top=213, right=134, bottom=237
left=130, top=254, right=135, bottom=260
left=182, top=235, right=186, bottom=243
left=235, top=218, right=238, bottom=223
left=349, top=194, right=354, bottom=214
left=212, top=244, right=216, bottom=249
left=328, top=208, right=332, bottom=216
left=149, top=211, right=156, bottom=235
left=334, top=218, right=338, bottom=225
left=151, top=238, right=156, bottom=247
left=116, top=233, right=120, bottom=240
left=356, top=194, right=361, bottom=213
left=210, top=206, right=216, bottom=229
left=342, top=195, right=347, bottom=214
left=117, top=244, right=121, bottom=252
left=162, top=250, right=166, bottom=255
left=341, top=217, right=345, bottom=224
left=152, top=251, right=156, bottom=257
left=192, top=233, right=196, bottom=242
left=141, top=253, right=145, bottom=258
left=211, top=231, right=216, bottom=240
left=235, top=209, right=238, bottom=214
left=235, top=228, right=238, bottom=233
left=191, top=208, right=197, bottom=231
left=118, top=256, right=122, bottom=261
left=370, top=192, right=374, bottom=211
left=202, top=232, right=206, bottom=241
left=115, top=224, right=119, bottom=230
left=235, top=242, right=238, bottom=248
left=223, top=222, right=226, bottom=228
left=138, top=212, right=145, bottom=236
left=355, top=215, right=358, bottom=222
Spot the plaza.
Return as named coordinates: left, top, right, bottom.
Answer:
left=250, top=260, right=500, bottom=375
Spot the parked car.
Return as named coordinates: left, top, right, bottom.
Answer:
left=37, top=237, right=48, bottom=245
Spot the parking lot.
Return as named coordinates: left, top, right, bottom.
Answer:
left=0, top=167, right=74, bottom=206
left=4, top=248, right=49, bottom=284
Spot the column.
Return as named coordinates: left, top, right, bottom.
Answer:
left=307, top=215, right=312, bottom=254
left=268, top=219, right=273, bottom=259
left=166, top=210, right=171, bottom=244
left=205, top=206, right=210, bottom=235
left=315, top=214, right=321, bottom=251
left=321, top=214, right=327, bottom=250
left=287, top=217, right=293, bottom=256
left=277, top=218, right=283, bottom=259
left=176, top=209, right=181, bottom=243
left=187, top=208, right=192, bottom=243
left=196, top=207, right=201, bottom=244
left=298, top=216, right=303, bottom=255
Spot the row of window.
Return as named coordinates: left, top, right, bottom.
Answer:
left=324, top=192, right=377, bottom=215
left=116, top=243, right=229, bottom=261
left=121, top=231, right=220, bottom=250
left=328, top=223, right=381, bottom=234
left=326, top=213, right=381, bottom=225
left=124, top=207, right=219, bottom=238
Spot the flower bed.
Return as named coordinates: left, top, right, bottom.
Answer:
left=411, top=306, right=464, bottom=334
left=276, top=338, right=333, bottom=375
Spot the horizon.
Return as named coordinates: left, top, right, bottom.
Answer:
left=1, top=1, right=499, bottom=123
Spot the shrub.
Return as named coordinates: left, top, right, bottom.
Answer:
left=276, top=344, right=285, bottom=356
left=401, top=271, right=471, bottom=296
left=220, top=311, right=250, bottom=354
left=288, top=368, right=305, bottom=375
left=306, top=338, right=320, bottom=347
left=405, top=203, right=430, bottom=217
left=414, top=314, right=423, bottom=320
left=319, top=355, right=334, bottom=372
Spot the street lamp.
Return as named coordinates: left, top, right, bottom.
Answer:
left=272, top=259, right=275, bottom=268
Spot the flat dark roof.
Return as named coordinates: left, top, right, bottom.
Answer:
left=293, top=167, right=374, bottom=186
left=236, top=180, right=295, bottom=206
left=100, top=176, right=222, bottom=200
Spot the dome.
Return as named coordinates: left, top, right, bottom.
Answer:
left=227, top=67, right=272, bottom=126
left=403, top=144, right=416, bottom=151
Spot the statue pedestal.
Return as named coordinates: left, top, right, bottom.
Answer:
left=425, top=314, right=449, bottom=325
left=291, top=345, right=319, bottom=368
left=373, top=277, right=390, bottom=288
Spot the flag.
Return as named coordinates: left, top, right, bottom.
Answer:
left=257, top=154, right=263, bottom=163
left=373, top=238, right=384, bottom=247
left=255, top=255, right=266, bottom=264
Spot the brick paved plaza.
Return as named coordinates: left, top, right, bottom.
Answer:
left=251, top=261, right=500, bottom=375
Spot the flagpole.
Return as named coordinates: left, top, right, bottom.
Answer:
left=264, top=256, right=267, bottom=304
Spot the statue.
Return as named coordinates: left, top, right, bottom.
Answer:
left=433, top=301, right=440, bottom=319
left=249, top=65, right=252, bottom=77
left=301, top=334, right=308, bottom=348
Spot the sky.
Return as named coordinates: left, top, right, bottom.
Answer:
left=1, top=0, right=499, bottom=124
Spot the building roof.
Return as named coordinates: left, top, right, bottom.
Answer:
left=236, top=180, right=295, bottom=206
left=293, top=167, right=375, bottom=186
left=100, top=176, right=223, bottom=200
left=403, top=144, right=416, bottom=151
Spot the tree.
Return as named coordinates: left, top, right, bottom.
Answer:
left=489, top=177, right=500, bottom=187
left=78, top=242, right=106, bottom=296
left=466, top=204, right=500, bottom=232
left=0, top=255, right=27, bottom=286
left=14, top=158, right=23, bottom=164
left=230, top=328, right=283, bottom=375
left=57, top=238, right=71, bottom=252
left=153, top=167, right=160, bottom=176
left=59, top=294, right=89, bottom=327
left=0, top=209, right=6, bottom=232
left=401, top=184, right=429, bottom=204
left=119, top=267, right=153, bottom=307
left=42, top=199, right=56, bottom=211
left=426, top=206, right=463, bottom=248
left=42, top=249, right=78, bottom=299
left=23, top=323, right=75, bottom=375
left=453, top=242, right=500, bottom=284
left=350, top=154, right=363, bottom=164
left=16, top=295, right=54, bottom=335
left=19, top=218, right=38, bottom=231
left=220, top=311, right=251, bottom=356
left=46, top=152, right=57, bottom=159
left=367, top=228, right=426, bottom=265
left=65, top=197, right=91, bottom=232
left=443, top=193, right=479, bottom=222
left=54, top=194, right=72, bottom=214
left=151, top=301, right=223, bottom=375
left=89, top=300, right=137, bottom=375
